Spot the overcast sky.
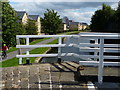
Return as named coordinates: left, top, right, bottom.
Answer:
left=9, top=1, right=119, bottom=25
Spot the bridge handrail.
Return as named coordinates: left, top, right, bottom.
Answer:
left=16, top=32, right=120, bottom=84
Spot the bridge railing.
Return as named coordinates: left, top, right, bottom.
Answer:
left=79, top=32, right=120, bottom=83
left=16, top=35, right=79, bottom=64
left=16, top=33, right=120, bottom=84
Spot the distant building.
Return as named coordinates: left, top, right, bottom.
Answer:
left=69, top=20, right=74, bottom=23
left=81, top=23, right=88, bottom=30
left=16, top=11, right=42, bottom=35
left=29, top=15, right=41, bottom=35
left=62, top=16, right=69, bottom=26
left=69, top=22, right=82, bottom=30
left=62, top=16, right=88, bottom=31
left=16, top=11, right=28, bottom=25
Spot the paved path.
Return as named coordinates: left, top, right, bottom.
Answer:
left=1, top=61, right=119, bottom=89
left=1, top=61, right=87, bottom=89
left=1, top=38, right=56, bottom=62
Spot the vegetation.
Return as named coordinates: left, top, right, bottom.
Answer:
left=2, top=2, right=26, bottom=47
left=90, top=3, right=120, bottom=33
left=25, top=19, right=38, bottom=35
left=42, top=9, right=62, bottom=34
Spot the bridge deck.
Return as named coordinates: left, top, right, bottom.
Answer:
left=1, top=61, right=120, bottom=89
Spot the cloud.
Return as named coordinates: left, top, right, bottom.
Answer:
left=10, top=2, right=119, bottom=24
left=9, top=0, right=120, bottom=2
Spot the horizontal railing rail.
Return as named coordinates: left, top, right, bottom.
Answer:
left=16, top=35, right=79, bottom=38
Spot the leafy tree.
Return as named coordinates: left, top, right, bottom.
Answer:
left=2, top=1, right=26, bottom=47
left=90, top=4, right=115, bottom=32
left=25, top=19, right=37, bottom=35
left=42, top=9, right=62, bottom=34
left=114, top=4, right=120, bottom=32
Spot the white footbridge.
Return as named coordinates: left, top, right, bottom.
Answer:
left=16, top=32, right=120, bottom=84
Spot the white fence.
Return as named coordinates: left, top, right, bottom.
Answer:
left=16, top=32, right=120, bottom=84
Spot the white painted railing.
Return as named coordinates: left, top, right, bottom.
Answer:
left=79, top=32, right=120, bottom=84
left=16, top=33, right=120, bottom=84
left=16, top=35, right=78, bottom=64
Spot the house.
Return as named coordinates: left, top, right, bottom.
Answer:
left=28, top=15, right=41, bottom=35
left=16, top=11, right=28, bottom=25
left=16, top=11, right=42, bottom=35
left=58, top=23, right=67, bottom=32
left=62, top=16, right=69, bottom=26
left=81, top=23, right=88, bottom=30
left=69, top=22, right=82, bottom=30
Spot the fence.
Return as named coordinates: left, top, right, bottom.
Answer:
left=16, top=32, right=120, bottom=83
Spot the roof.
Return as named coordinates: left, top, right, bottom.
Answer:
left=29, top=15, right=39, bottom=20
left=69, top=22, right=80, bottom=25
left=81, top=23, right=88, bottom=26
left=62, top=16, right=69, bottom=24
left=16, top=11, right=26, bottom=19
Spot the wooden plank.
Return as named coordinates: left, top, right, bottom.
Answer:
left=79, top=61, right=120, bottom=66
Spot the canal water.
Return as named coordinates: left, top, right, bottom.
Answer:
left=41, top=34, right=90, bottom=63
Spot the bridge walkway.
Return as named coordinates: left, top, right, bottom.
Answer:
left=1, top=61, right=119, bottom=89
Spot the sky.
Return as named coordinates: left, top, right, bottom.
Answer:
left=9, top=0, right=119, bottom=25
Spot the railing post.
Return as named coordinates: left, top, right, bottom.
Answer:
left=26, top=37, right=30, bottom=64
left=98, top=38, right=104, bottom=84
left=58, top=37, right=62, bottom=63
left=94, top=39, right=98, bottom=61
left=26, top=37, right=29, bottom=55
left=16, top=38, right=22, bottom=64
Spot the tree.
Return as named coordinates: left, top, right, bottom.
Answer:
left=2, top=1, right=26, bottom=47
left=114, top=4, right=120, bottom=33
left=42, top=9, right=62, bottom=34
left=25, top=19, right=37, bottom=35
left=90, top=4, right=115, bottom=32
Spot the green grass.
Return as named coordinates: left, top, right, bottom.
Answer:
left=7, top=38, right=50, bottom=53
left=30, top=38, right=50, bottom=45
left=0, top=39, right=58, bottom=68
left=7, top=47, right=18, bottom=53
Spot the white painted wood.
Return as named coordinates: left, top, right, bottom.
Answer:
left=19, top=58, right=22, bottom=65
left=16, top=53, right=120, bottom=60
left=26, top=37, right=29, bottom=55
left=98, top=38, right=104, bottom=84
left=16, top=33, right=120, bottom=84
left=16, top=44, right=79, bottom=48
left=80, top=32, right=119, bottom=35
left=16, top=35, right=79, bottom=38
left=79, top=61, right=120, bottom=66
left=58, top=37, right=62, bottom=58
left=94, top=39, right=98, bottom=61
left=80, top=48, right=120, bottom=53
left=16, top=53, right=74, bottom=58
left=16, top=38, right=23, bottom=64
left=16, top=44, right=66, bottom=48
left=79, top=43, right=120, bottom=47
